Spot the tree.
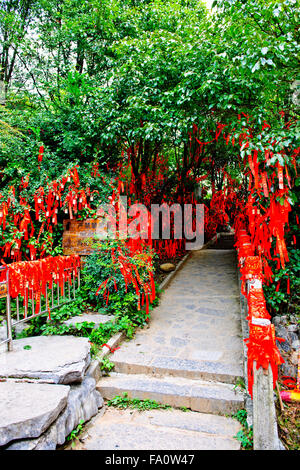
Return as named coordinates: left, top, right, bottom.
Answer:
left=0, top=0, right=37, bottom=101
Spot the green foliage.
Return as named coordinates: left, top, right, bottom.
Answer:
left=82, top=238, right=156, bottom=325
left=16, top=274, right=148, bottom=347
left=232, top=409, right=253, bottom=450
left=233, top=377, right=246, bottom=392
left=1, top=0, right=297, bottom=197
left=66, top=419, right=85, bottom=447
left=233, top=409, right=248, bottom=428
left=264, top=247, right=300, bottom=316
left=180, top=406, right=191, bottom=412
left=107, top=392, right=171, bottom=411
left=277, top=404, right=300, bottom=451
left=100, top=357, right=115, bottom=376
left=19, top=312, right=114, bottom=346
left=234, top=427, right=253, bottom=451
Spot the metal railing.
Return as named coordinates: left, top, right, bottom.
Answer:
left=0, top=266, right=80, bottom=351
left=0, top=266, right=12, bottom=351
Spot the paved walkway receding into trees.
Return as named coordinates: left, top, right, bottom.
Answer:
left=72, top=249, right=245, bottom=450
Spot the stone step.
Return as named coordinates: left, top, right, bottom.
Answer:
left=97, top=373, right=244, bottom=415
left=77, top=408, right=241, bottom=450
left=111, top=352, right=243, bottom=384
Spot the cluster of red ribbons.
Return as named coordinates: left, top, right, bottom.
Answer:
left=0, top=160, right=99, bottom=261
left=280, top=351, right=300, bottom=402
left=238, top=136, right=298, bottom=282
left=230, top=116, right=299, bottom=398
left=96, top=242, right=155, bottom=320
left=116, top=150, right=195, bottom=259
left=236, top=228, right=285, bottom=398
left=0, top=255, right=80, bottom=317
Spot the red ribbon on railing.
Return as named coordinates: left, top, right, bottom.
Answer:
left=235, top=229, right=285, bottom=398
left=6, top=255, right=80, bottom=316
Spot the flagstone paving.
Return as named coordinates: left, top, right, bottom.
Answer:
left=107, top=249, right=243, bottom=383
left=70, top=249, right=245, bottom=450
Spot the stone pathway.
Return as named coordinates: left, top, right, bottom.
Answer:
left=72, top=249, right=245, bottom=450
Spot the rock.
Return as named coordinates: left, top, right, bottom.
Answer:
left=160, top=263, right=176, bottom=273
left=273, top=316, right=281, bottom=327
left=55, top=377, right=103, bottom=445
left=290, top=350, right=299, bottom=366
left=6, top=377, right=103, bottom=450
left=291, top=340, right=300, bottom=351
left=0, top=381, right=70, bottom=447
left=277, top=341, right=290, bottom=354
left=288, top=331, right=298, bottom=344
left=14, top=322, right=28, bottom=337
left=0, top=335, right=91, bottom=384
left=63, top=314, right=115, bottom=329
left=280, top=363, right=297, bottom=378
left=287, top=324, right=298, bottom=333
left=275, top=326, right=290, bottom=353
left=280, top=316, right=288, bottom=326
left=6, top=423, right=58, bottom=450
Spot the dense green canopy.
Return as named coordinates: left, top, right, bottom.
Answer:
left=0, top=0, right=298, bottom=187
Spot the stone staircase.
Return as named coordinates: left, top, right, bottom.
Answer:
left=82, top=249, right=246, bottom=450
left=76, top=407, right=242, bottom=450
left=98, top=372, right=243, bottom=416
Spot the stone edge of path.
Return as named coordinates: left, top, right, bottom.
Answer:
left=237, top=267, right=252, bottom=426
left=158, top=251, right=191, bottom=292
left=236, top=252, right=283, bottom=450
left=86, top=332, right=124, bottom=383
left=87, top=234, right=221, bottom=383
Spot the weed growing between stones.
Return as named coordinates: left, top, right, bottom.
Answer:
left=232, top=409, right=253, bottom=450
left=66, top=419, right=85, bottom=448
left=180, top=406, right=191, bottom=412
left=233, top=377, right=246, bottom=392
left=100, top=357, right=115, bottom=376
left=107, top=392, right=171, bottom=411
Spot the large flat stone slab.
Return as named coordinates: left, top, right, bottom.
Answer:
left=0, top=336, right=91, bottom=384
left=63, top=314, right=115, bottom=328
left=5, top=377, right=104, bottom=450
left=0, top=380, right=69, bottom=447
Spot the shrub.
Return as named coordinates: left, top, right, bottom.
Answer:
left=82, top=237, right=157, bottom=325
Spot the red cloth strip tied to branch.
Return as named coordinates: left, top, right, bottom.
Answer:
left=95, top=241, right=155, bottom=321
left=2, top=255, right=80, bottom=317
